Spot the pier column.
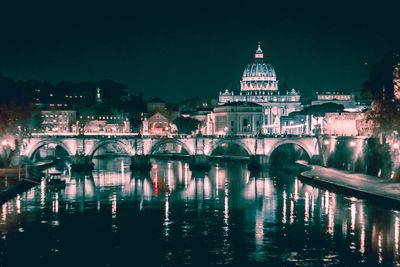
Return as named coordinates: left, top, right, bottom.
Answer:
left=130, top=155, right=152, bottom=171
left=189, top=155, right=211, bottom=171
left=248, top=155, right=269, bottom=171
left=70, top=154, right=94, bottom=172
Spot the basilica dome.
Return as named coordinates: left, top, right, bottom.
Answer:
left=240, top=43, right=278, bottom=92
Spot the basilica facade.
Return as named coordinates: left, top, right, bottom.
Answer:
left=217, top=43, right=302, bottom=134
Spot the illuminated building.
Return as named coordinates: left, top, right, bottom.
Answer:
left=311, top=91, right=356, bottom=109
left=218, top=43, right=302, bottom=134
left=208, top=102, right=263, bottom=135
left=41, top=109, right=77, bottom=133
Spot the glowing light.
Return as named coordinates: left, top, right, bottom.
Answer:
left=16, top=195, right=21, bottom=214
left=378, top=232, right=383, bottom=263
left=111, top=193, right=117, bottom=216
left=324, top=140, right=330, bottom=145
left=289, top=198, right=294, bottom=224
left=52, top=192, right=59, bottom=214
left=394, top=143, right=399, bottom=149
left=282, top=191, right=287, bottom=224
left=304, top=192, right=309, bottom=223
left=350, top=202, right=356, bottom=231
left=1, top=203, right=7, bottom=223
left=350, top=141, right=356, bottom=147
left=395, top=217, right=399, bottom=252
left=164, top=193, right=170, bottom=237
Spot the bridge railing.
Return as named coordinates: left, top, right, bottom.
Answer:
left=30, top=132, right=316, bottom=139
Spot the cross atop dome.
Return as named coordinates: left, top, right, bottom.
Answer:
left=255, top=42, right=263, bottom=59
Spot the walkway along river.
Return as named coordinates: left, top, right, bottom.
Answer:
left=0, top=157, right=399, bottom=266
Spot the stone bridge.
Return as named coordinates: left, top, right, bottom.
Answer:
left=22, top=133, right=320, bottom=160
left=20, top=133, right=322, bottom=171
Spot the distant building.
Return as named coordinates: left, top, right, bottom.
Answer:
left=144, top=112, right=171, bottom=135
left=311, top=91, right=356, bottom=109
left=75, top=114, right=130, bottom=134
left=280, top=114, right=308, bottom=135
left=218, top=43, right=302, bottom=134
left=323, top=112, right=374, bottom=136
left=207, top=102, right=263, bottom=135
left=41, top=109, right=77, bottom=133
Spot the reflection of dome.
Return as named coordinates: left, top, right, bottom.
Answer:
left=240, top=43, right=278, bottom=92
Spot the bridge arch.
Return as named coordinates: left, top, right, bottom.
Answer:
left=268, top=140, right=313, bottom=164
left=88, top=139, right=134, bottom=159
left=207, top=139, right=252, bottom=157
left=149, top=139, right=193, bottom=155
left=27, top=139, right=73, bottom=159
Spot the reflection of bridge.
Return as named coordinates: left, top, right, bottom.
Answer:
left=22, top=134, right=320, bottom=161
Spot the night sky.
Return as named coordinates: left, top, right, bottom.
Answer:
left=0, top=1, right=399, bottom=101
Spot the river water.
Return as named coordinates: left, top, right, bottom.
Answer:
left=0, top=157, right=399, bottom=266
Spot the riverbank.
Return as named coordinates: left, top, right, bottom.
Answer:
left=0, top=167, right=40, bottom=205
left=299, top=164, right=400, bottom=208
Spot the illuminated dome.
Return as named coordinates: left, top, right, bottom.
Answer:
left=240, top=43, right=278, bottom=92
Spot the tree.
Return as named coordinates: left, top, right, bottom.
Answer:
left=297, top=103, right=344, bottom=116
left=173, top=116, right=201, bottom=134
left=362, top=52, right=397, bottom=100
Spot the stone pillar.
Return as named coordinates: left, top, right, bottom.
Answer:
left=130, top=155, right=152, bottom=171
left=70, top=154, right=94, bottom=172
left=189, top=155, right=211, bottom=171
left=248, top=155, right=269, bottom=172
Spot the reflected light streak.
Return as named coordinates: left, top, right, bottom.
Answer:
left=360, top=224, right=366, bottom=254
left=164, top=193, right=170, bottom=238
left=378, top=232, right=383, bottom=263
left=350, top=202, right=356, bottom=231
left=223, top=181, right=229, bottom=227
left=311, top=190, right=315, bottom=222
left=52, top=192, right=59, bottom=214
left=304, top=192, right=309, bottom=224
left=16, top=195, right=21, bottom=214
left=395, top=217, right=399, bottom=253
left=121, top=160, right=125, bottom=180
left=289, top=199, right=294, bottom=224
left=255, top=212, right=264, bottom=246
left=40, top=178, right=46, bottom=208
left=184, top=163, right=188, bottom=188
left=111, top=193, right=117, bottom=216
left=327, top=193, right=335, bottom=235
left=1, top=203, right=7, bottom=224
left=215, top=165, right=219, bottom=198
left=324, top=191, right=329, bottom=215
left=282, top=191, right=287, bottom=224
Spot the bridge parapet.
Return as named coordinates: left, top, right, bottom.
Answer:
left=22, top=134, right=320, bottom=163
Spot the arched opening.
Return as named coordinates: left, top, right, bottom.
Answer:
left=269, top=143, right=310, bottom=170
left=91, top=141, right=131, bottom=159
left=210, top=141, right=250, bottom=160
left=91, top=141, right=132, bottom=172
left=151, top=141, right=191, bottom=157
left=30, top=143, right=70, bottom=163
left=30, top=142, right=71, bottom=172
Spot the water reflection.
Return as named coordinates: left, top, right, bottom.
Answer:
left=0, top=157, right=399, bottom=266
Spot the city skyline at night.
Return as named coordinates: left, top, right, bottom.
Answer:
left=0, top=1, right=399, bottom=101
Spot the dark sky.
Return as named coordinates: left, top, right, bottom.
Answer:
left=0, top=1, right=399, bottom=101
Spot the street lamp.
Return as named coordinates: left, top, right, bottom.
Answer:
left=224, top=126, right=228, bottom=136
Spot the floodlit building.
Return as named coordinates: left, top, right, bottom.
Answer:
left=207, top=102, right=263, bottom=135
left=311, top=91, right=356, bottom=109
left=323, top=112, right=374, bottom=136
left=218, top=43, right=302, bottom=134
left=41, top=110, right=77, bottom=133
